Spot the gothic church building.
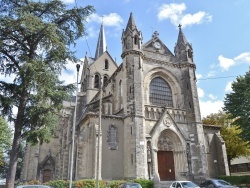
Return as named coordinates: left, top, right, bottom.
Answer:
left=21, top=13, right=230, bottom=183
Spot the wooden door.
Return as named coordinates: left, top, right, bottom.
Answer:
left=157, top=151, right=175, bottom=180
left=43, top=170, right=51, bottom=183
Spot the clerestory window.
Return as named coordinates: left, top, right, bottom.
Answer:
left=94, top=74, right=100, bottom=88
left=149, top=77, right=173, bottom=107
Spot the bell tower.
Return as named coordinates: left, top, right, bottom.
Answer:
left=175, top=25, right=209, bottom=180
left=121, top=13, right=146, bottom=179
left=121, top=12, right=143, bottom=114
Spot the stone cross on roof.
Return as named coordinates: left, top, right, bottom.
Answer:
left=178, top=24, right=182, bottom=30
left=152, top=31, right=159, bottom=38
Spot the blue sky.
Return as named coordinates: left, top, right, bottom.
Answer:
left=1, top=0, right=250, bottom=118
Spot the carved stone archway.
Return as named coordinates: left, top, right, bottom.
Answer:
left=157, top=135, right=175, bottom=180
left=40, top=151, right=55, bottom=183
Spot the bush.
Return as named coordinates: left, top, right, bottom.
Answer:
left=134, top=179, right=154, bottom=188
left=46, top=180, right=71, bottom=188
left=45, top=179, right=154, bottom=188
left=219, top=175, right=250, bottom=186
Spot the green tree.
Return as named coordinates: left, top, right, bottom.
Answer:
left=221, top=125, right=250, bottom=167
left=224, top=69, right=250, bottom=141
left=0, top=0, right=94, bottom=187
left=202, top=111, right=250, bottom=169
left=202, top=110, right=231, bottom=126
left=0, top=117, right=12, bottom=176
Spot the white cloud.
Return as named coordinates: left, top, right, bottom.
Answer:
left=208, top=94, right=217, bottom=100
left=234, top=52, right=250, bottom=63
left=218, top=52, right=250, bottom=71
left=60, top=0, right=74, bottom=4
left=196, top=73, right=202, bottom=79
left=218, top=55, right=235, bottom=71
left=225, top=81, right=232, bottom=92
left=157, top=3, right=212, bottom=28
left=180, top=12, right=212, bottom=28
left=209, top=63, right=217, bottom=69
left=87, top=13, right=123, bottom=28
left=86, top=26, right=99, bottom=38
left=207, top=71, right=215, bottom=77
left=59, top=59, right=83, bottom=86
left=197, top=88, right=204, bottom=98
left=158, top=3, right=186, bottom=23
left=199, top=100, right=224, bottom=118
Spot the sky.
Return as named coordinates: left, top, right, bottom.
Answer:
left=1, top=0, right=250, bottom=118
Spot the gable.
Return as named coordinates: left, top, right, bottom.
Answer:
left=150, top=108, right=187, bottom=142
left=142, top=37, right=174, bottom=57
left=89, top=51, right=118, bottom=74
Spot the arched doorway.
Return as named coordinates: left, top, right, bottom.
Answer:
left=40, top=152, right=55, bottom=183
left=43, top=169, right=52, bottom=183
left=157, top=136, right=175, bottom=180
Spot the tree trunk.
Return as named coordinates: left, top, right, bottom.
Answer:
left=6, top=125, right=22, bottom=188
left=6, top=91, right=26, bottom=188
left=228, top=157, right=231, bottom=176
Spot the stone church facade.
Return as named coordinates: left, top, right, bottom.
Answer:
left=21, top=13, right=230, bottom=183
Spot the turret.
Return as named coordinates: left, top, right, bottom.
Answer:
left=121, top=12, right=142, bottom=54
left=174, top=24, right=193, bottom=63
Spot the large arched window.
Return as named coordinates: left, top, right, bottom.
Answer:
left=149, top=77, right=173, bottom=107
left=94, top=74, right=100, bottom=88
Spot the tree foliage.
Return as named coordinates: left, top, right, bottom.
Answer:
left=202, top=111, right=250, bottom=167
left=0, top=117, right=12, bottom=167
left=224, top=69, right=250, bottom=141
left=221, top=125, right=250, bottom=166
left=202, top=110, right=231, bottom=126
left=0, top=0, right=94, bottom=187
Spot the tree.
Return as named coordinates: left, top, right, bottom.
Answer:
left=0, top=1, right=94, bottom=187
left=202, top=111, right=250, bottom=170
left=202, top=110, right=231, bottom=126
left=224, top=69, right=250, bottom=141
left=0, top=117, right=12, bottom=177
left=220, top=125, right=250, bottom=167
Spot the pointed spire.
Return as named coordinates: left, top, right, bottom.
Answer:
left=125, top=12, right=137, bottom=32
left=175, top=24, right=194, bottom=63
left=176, top=24, right=188, bottom=46
left=95, top=23, right=107, bottom=59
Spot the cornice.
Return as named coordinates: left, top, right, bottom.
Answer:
left=121, top=49, right=144, bottom=59
left=143, top=56, right=196, bottom=69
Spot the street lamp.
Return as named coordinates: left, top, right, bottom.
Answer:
left=69, top=64, right=80, bottom=188
left=95, top=79, right=103, bottom=188
left=214, top=159, right=218, bottom=178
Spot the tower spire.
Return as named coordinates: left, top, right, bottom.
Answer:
left=176, top=24, right=188, bottom=47
left=174, top=24, right=193, bottom=63
left=125, top=12, right=137, bottom=32
left=95, top=19, right=107, bottom=59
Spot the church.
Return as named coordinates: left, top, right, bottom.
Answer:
left=21, top=13, right=230, bottom=183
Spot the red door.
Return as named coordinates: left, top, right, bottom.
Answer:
left=157, top=151, right=175, bottom=180
left=43, top=170, right=51, bottom=183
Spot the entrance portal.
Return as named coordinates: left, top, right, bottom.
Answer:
left=157, top=151, right=175, bottom=180
left=43, top=170, right=51, bottom=183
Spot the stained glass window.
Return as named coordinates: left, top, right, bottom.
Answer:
left=149, top=77, right=173, bottom=107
